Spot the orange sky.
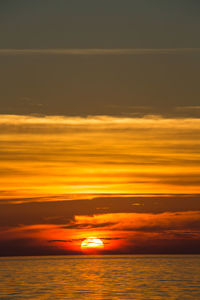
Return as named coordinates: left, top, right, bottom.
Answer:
left=0, top=115, right=200, bottom=255
left=1, top=115, right=200, bottom=198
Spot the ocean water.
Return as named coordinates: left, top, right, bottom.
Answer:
left=0, top=255, right=200, bottom=299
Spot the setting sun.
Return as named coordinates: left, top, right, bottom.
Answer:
left=81, top=237, right=104, bottom=250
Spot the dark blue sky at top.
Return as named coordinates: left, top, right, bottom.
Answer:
left=0, top=0, right=200, bottom=48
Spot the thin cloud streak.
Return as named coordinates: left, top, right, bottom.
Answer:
left=176, top=106, right=200, bottom=111
left=0, top=48, right=200, bottom=56
left=1, top=114, right=200, bottom=129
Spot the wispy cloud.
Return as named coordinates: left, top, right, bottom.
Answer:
left=1, top=114, right=200, bottom=128
left=0, top=48, right=200, bottom=55
left=74, top=211, right=200, bottom=233
left=176, top=106, right=200, bottom=111
left=1, top=114, right=200, bottom=199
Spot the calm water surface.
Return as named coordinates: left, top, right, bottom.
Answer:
left=0, top=255, right=200, bottom=299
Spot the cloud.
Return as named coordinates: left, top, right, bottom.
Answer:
left=0, top=48, right=200, bottom=56
left=73, top=211, right=200, bottom=236
left=62, top=221, right=116, bottom=230
left=176, top=106, right=200, bottom=111
left=1, top=114, right=200, bottom=129
left=1, top=114, right=200, bottom=199
left=0, top=195, right=200, bottom=227
left=48, top=239, right=69, bottom=243
left=47, top=237, right=123, bottom=245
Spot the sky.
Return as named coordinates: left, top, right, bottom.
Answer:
left=0, top=0, right=200, bottom=255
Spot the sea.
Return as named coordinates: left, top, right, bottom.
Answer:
left=0, top=255, right=200, bottom=299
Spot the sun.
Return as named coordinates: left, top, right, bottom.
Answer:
left=81, top=237, right=104, bottom=250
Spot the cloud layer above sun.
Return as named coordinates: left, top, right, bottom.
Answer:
left=1, top=114, right=200, bottom=199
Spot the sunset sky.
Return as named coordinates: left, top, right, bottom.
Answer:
left=0, top=0, right=200, bottom=255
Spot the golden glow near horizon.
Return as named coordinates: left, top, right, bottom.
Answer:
left=1, top=114, right=200, bottom=201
